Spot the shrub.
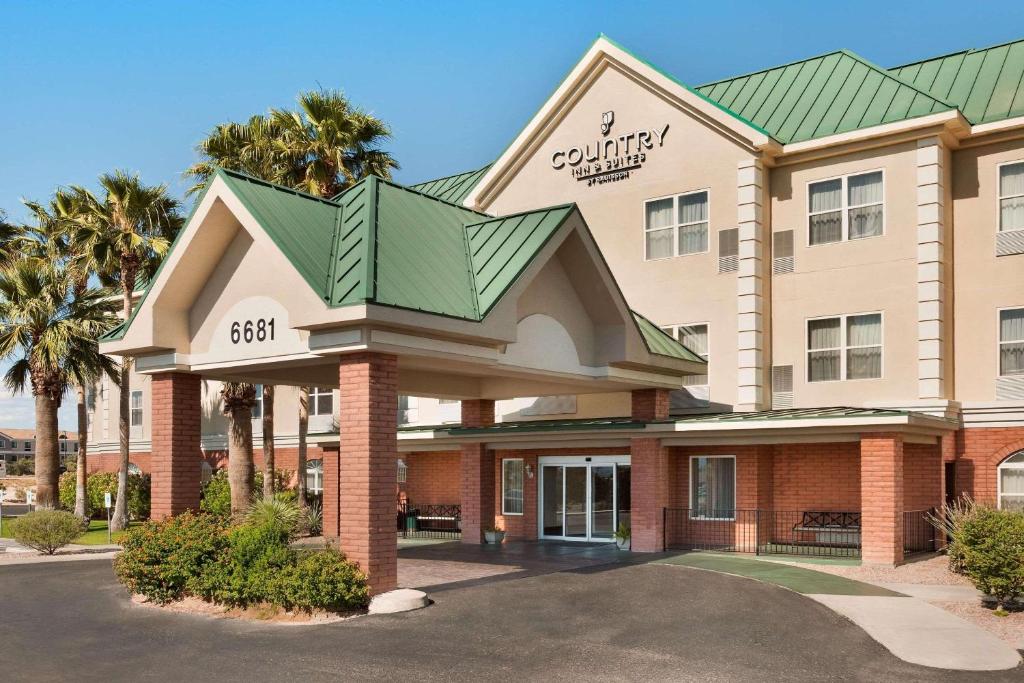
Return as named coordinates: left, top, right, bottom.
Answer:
left=189, top=522, right=295, bottom=607
left=57, top=471, right=151, bottom=520
left=272, top=550, right=369, bottom=612
left=200, top=469, right=295, bottom=519
left=7, top=459, right=34, bottom=475
left=303, top=501, right=323, bottom=537
left=113, top=512, right=227, bottom=604
left=10, top=510, right=84, bottom=554
left=927, top=495, right=982, bottom=574
left=957, top=507, right=1024, bottom=609
left=245, top=497, right=301, bottom=539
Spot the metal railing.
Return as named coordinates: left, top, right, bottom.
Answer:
left=903, top=509, right=939, bottom=555
left=397, top=502, right=461, bottom=540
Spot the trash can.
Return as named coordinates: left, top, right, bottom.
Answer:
left=405, top=511, right=418, bottom=532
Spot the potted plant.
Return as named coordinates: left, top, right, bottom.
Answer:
left=614, top=522, right=631, bottom=550
left=483, top=526, right=505, bottom=545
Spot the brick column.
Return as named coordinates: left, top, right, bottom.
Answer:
left=861, top=433, right=904, bottom=565
left=631, top=388, right=670, bottom=421
left=460, top=399, right=495, bottom=544
left=322, top=446, right=341, bottom=537
left=150, top=372, right=202, bottom=520
left=631, top=437, right=669, bottom=551
left=336, top=352, right=398, bottom=595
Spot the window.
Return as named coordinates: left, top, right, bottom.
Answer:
left=1000, top=308, right=1024, bottom=376
left=23, top=441, right=31, bottom=452
left=130, top=391, right=143, bottom=427
left=397, top=458, right=407, bottom=484
left=251, top=384, right=263, bottom=420
left=0, top=439, right=5, bottom=449
left=645, top=190, right=709, bottom=259
left=310, top=387, right=333, bottom=416
left=502, top=459, right=524, bottom=515
left=690, top=456, right=735, bottom=520
left=306, top=459, right=324, bottom=495
left=808, top=171, right=883, bottom=245
left=999, top=451, right=1024, bottom=511
left=662, top=323, right=709, bottom=387
left=807, top=313, right=882, bottom=382
left=999, top=162, right=1024, bottom=232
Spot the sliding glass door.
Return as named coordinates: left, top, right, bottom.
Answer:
left=539, top=457, right=629, bottom=541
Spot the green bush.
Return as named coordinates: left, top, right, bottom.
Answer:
left=113, top=512, right=227, bottom=604
left=6, top=459, right=34, bottom=475
left=958, top=507, right=1024, bottom=609
left=11, top=510, right=85, bottom=554
left=189, top=522, right=295, bottom=607
left=245, top=497, right=302, bottom=539
left=303, top=501, right=323, bottom=537
left=200, top=469, right=295, bottom=518
left=272, top=550, right=369, bottom=612
left=57, top=471, right=151, bottom=520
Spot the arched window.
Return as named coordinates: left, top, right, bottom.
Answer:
left=127, top=463, right=142, bottom=476
left=306, top=459, right=323, bottom=495
left=999, top=451, right=1024, bottom=511
left=200, top=461, right=213, bottom=485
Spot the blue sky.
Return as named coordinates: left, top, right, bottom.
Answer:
left=1, top=0, right=1022, bottom=428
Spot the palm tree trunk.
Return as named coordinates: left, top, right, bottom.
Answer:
left=228, top=405, right=254, bottom=516
left=262, top=385, right=275, bottom=499
left=74, top=384, right=88, bottom=519
left=111, top=275, right=134, bottom=531
left=296, top=386, right=308, bottom=508
left=34, top=391, right=60, bottom=508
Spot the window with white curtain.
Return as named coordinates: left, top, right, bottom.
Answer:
left=999, top=308, right=1024, bottom=376
left=644, top=190, right=709, bottom=259
left=690, top=456, right=735, bottom=520
left=130, top=391, right=144, bottom=427
left=306, top=459, right=324, bottom=495
left=999, top=451, right=1024, bottom=511
left=502, top=459, right=524, bottom=515
left=310, top=387, right=333, bottom=416
left=999, top=162, right=1024, bottom=232
left=807, top=313, right=882, bottom=382
left=808, top=171, right=883, bottom=245
left=662, top=323, right=709, bottom=386
left=251, top=384, right=263, bottom=420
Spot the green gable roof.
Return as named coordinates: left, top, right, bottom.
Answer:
left=696, top=50, right=952, bottom=144
left=631, top=310, right=706, bottom=363
left=889, top=38, right=1024, bottom=125
left=409, top=164, right=492, bottom=204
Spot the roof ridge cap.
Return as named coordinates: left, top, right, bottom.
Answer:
left=214, top=166, right=342, bottom=207
left=376, top=176, right=491, bottom=217
left=696, top=49, right=848, bottom=89
left=410, top=163, right=492, bottom=187
left=889, top=36, right=1024, bottom=71
left=463, top=202, right=576, bottom=228
left=837, top=49, right=958, bottom=108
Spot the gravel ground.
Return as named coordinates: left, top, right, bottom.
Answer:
left=934, top=601, right=1024, bottom=650
left=807, top=554, right=972, bottom=586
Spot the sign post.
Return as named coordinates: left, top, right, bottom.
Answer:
left=26, top=489, right=34, bottom=510
left=0, top=487, right=5, bottom=536
left=104, top=492, right=112, bottom=543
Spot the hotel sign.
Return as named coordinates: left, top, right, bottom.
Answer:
left=550, top=111, right=669, bottom=187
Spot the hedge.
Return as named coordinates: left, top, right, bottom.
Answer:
left=58, top=471, right=150, bottom=520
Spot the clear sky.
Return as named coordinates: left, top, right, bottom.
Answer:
left=1, top=0, right=1022, bottom=429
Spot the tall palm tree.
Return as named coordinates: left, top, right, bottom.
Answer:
left=185, top=89, right=399, bottom=198
left=0, top=210, right=25, bottom=266
left=70, top=171, right=183, bottom=530
left=0, top=260, right=119, bottom=506
left=262, top=384, right=275, bottom=499
left=221, top=382, right=257, bottom=515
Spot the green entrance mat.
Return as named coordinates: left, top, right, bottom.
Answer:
left=654, top=552, right=903, bottom=597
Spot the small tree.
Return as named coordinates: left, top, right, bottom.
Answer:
left=221, top=382, right=256, bottom=515
left=958, top=508, right=1024, bottom=611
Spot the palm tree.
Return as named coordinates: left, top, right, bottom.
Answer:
left=185, top=89, right=399, bottom=198
left=262, top=384, right=275, bottom=499
left=0, top=210, right=25, bottom=266
left=0, top=260, right=119, bottom=507
left=221, top=382, right=257, bottom=515
left=70, top=171, right=183, bottom=530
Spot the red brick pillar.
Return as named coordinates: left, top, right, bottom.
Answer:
left=335, top=353, right=398, bottom=595
left=322, top=446, right=341, bottom=537
left=631, top=438, right=669, bottom=551
left=861, top=433, right=904, bottom=565
left=631, top=388, right=670, bottom=421
left=150, top=372, right=202, bottom=520
left=460, top=399, right=495, bottom=544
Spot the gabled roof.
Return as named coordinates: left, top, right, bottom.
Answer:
left=889, top=38, right=1024, bottom=125
left=409, top=164, right=492, bottom=204
left=696, top=50, right=953, bottom=144
left=631, top=311, right=705, bottom=363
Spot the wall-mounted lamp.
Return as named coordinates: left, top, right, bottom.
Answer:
left=526, top=464, right=534, bottom=479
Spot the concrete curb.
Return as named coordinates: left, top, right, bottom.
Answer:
left=809, top=593, right=1022, bottom=671
left=368, top=588, right=430, bottom=614
left=0, top=551, right=119, bottom=566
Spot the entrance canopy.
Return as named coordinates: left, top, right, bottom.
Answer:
left=99, top=169, right=705, bottom=398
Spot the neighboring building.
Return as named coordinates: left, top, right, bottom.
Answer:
left=93, top=35, right=1024, bottom=588
left=0, top=429, right=80, bottom=466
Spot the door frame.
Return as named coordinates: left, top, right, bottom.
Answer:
left=537, top=455, right=630, bottom=542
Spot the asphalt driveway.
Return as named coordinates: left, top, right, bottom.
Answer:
left=1, top=558, right=1020, bottom=682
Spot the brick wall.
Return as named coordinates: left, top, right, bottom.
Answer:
left=860, top=433, right=903, bottom=565
left=402, top=451, right=461, bottom=505
left=955, top=427, right=1024, bottom=504
left=771, top=443, right=861, bottom=511
left=150, top=372, right=202, bottom=520
left=631, top=389, right=670, bottom=421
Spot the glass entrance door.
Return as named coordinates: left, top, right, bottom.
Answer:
left=539, top=458, right=629, bottom=541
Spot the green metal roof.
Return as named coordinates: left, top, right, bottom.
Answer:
left=696, top=50, right=953, bottom=144
left=631, top=310, right=706, bottom=363
left=889, top=38, right=1024, bottom=125
left=409, top=164, right=492, bottom=204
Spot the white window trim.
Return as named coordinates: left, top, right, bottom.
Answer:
left=998, top=306, right=1024, bottom=377
left=997, top=160, right=1024, bottom=233
left=643, top=188, right=711, bottom=261
left=805, top=311, right=884, bottom=383
left=806, top=169, right=886, bottom=247
left=688, top=455, right=736, bottom=521
left=997, top=451, right=1024, bottom=510
left=662, top=322, right=710, bottom=385
left=251, top=384, right=263, bottom=421
left=309, top=387, right=334, bottom=417
left=130, top=390, right=144, bottom=428
left=501, top=458, right=525, bottom=516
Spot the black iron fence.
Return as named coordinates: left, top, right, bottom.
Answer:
left=397, top=502, right=461, bottom=540
left=666, top=508, right=941, bottom=559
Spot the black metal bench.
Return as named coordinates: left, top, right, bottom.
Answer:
left=398, top=503, right=461, bottom=535
left=792, top=511, right=861, bottom=547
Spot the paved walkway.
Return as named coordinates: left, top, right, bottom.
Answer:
left=654, top=552, right=1021, bottom=672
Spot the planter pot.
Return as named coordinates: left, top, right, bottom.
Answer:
left=484, top=530, right=505, bottom=545
left=615, top=538, right=630, bottom=550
